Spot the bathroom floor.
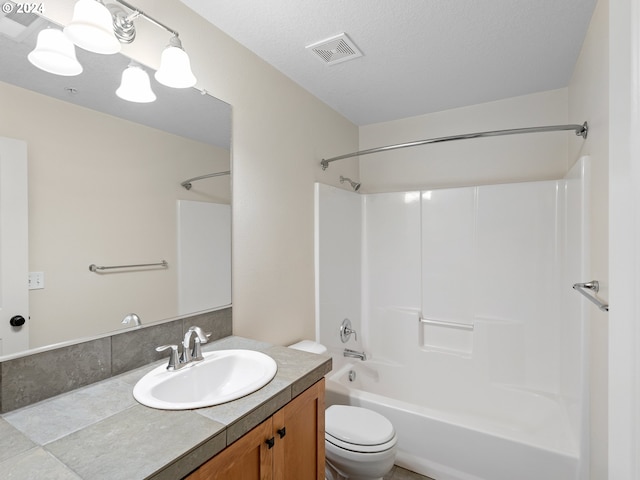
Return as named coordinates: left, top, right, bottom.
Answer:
left=384, top=466, right=435, bottom=480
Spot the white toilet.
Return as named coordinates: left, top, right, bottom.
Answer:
left=288, top=341, right=398, bottom=480
left=324, top=404, right=397, bottom=480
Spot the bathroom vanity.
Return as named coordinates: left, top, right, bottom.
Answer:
left=0, top=335, right=331, bottom=479
left=186, top=378, right=325, bottom=479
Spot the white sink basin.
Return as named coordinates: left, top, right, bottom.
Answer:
left=133, top=349, right=278, bottom=410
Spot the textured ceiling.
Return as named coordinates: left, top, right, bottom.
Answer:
left=179, top=0, right=598, bottom=126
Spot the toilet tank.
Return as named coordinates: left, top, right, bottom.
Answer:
left=288, top=340, right=328, bottom=355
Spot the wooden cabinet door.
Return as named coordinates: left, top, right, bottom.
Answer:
left=185, top=379, right=326, bottom=480
left=273, top=378, right=325, bottom=480
left=185, top=418, right=274, bottom=480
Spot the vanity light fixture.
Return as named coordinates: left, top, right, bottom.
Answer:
left=155, top=35, right=197, bottom=89
left=27, top=28, right=83, bottom=76
left=28, top=0, right=197, bottom=102
left=64, top=0, right=121, bottom=54
left=116, top=63, right=156, bottom=103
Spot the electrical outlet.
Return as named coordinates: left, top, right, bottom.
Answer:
left=28, top=272, right=44, bottom=290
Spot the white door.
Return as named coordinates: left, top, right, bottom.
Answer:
left=0, top=137, right=29, bottom=356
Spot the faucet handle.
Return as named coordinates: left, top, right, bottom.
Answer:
left=156, top=344, right=180, bottom=370
left=340, top=318, right=357, bottom=342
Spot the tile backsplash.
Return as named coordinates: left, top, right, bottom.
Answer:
left=0, top=307, right=232, bottom=413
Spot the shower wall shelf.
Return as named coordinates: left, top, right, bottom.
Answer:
left=573, top=280, right=609, bottom=312
left=320, top=122, right=589, bottom=170
left=89, top=260, right=168, bottom=272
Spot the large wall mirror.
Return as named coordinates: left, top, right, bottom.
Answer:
left=0, top=11, right=232, bottom=358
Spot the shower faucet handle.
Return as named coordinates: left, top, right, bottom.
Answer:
left=340, top=318, right=357, bottom=343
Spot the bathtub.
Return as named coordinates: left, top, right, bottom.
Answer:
left=325, top=358, right=580, bottom=480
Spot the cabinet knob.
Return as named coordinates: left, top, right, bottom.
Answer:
left=10, top=315, right=26, bottom=327
left=265, top=437, right=275, bottom=449
left=277, top=427, right=286, bottom=438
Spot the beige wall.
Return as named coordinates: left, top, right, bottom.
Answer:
left=0, top=81, right=229, bottom=347
left=359, top=88, right=571, bottom=192
left=40, top=0, right=359, bottom=345
left=569, top=0, right=609, bottom=478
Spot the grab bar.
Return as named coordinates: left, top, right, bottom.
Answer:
left=89, top=260, right=168, bottom=272
left=572, top=280, right=609, bottom=312
left=420, top=318, right=474, bottom=331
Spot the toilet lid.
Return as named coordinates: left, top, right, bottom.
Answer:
left=325, top=405, right=395, bottom=446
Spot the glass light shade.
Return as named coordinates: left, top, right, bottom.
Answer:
left=116, top=65, right=156, bottom=103
left=154, top=45, right=197, bottom=88
left=64, top=0, right=121, bottom=54
left=28, top=29, right=83, bottom=76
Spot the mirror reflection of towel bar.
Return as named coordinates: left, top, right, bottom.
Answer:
left=572, top=280, right=609, bottom=312
left=89, top=260, right=168, bottom=272
left=420, top=318, right=474, bottom=331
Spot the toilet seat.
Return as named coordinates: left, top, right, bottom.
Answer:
left=325, top=405, right=397, bottom=453
left=326, top=433, right=397, bottom=454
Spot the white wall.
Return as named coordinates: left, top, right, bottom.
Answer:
left=608, top=0, right=640, bottom=478
left=363, top=191, right=421, bottom=363
left=315, top=184, right=362, bottom=352
left=363, top=168, right=586, bottom=401
left=568, top=1, right=609, bottom=477
left=177, top=201, right=231, bottom=314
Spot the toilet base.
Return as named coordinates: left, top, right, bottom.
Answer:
left=325, top=459, right=388, bottom=480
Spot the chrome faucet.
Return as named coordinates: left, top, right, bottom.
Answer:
left=343, top=348, right=367, bottom=361
left=121, top=313, right=141, bottom=326
left=156, top=325, right=211, bottom=370
left=181, top=326, right=210, bottom=364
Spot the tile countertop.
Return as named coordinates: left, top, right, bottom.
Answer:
left=0, top=336, right=332, bottom=480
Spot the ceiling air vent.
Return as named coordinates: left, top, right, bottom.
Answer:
left=306, top=33, right=363, bottom=66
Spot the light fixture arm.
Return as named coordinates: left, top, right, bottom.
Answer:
left=113, top=0, right=180, bottom=38
left=123, top=11, right=141, bottom=23
left=168, top=35, right=184, bottom=49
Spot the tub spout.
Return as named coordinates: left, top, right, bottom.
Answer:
left=343, top=348, right=367, bottom=361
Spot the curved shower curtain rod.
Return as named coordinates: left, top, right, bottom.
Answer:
left=181, top=170, right=230, bottom=190
left=320, top=122, right=589, bottom=170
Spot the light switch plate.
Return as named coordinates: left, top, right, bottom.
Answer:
left=28, top=271, right=44, bottom=290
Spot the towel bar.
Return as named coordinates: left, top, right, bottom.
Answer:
left=89, top=260, right=168, bottom=272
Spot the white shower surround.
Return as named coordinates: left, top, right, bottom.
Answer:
left=315, top=158, right=589, bottom=480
